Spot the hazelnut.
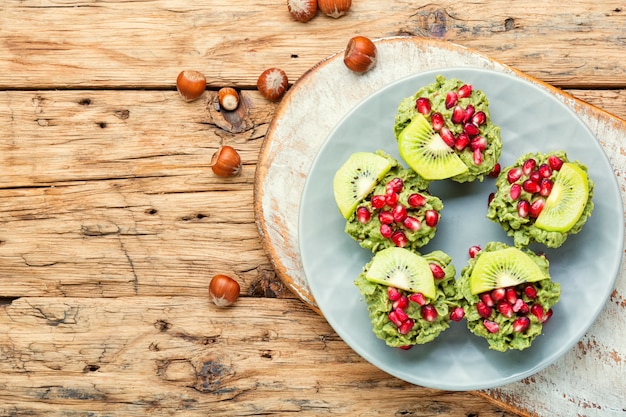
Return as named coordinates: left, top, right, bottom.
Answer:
left=176, top=70, right=206, bottom=102
left=218, top=87, right=240, bottom=111
left=318, top=0, right=351, bottom=18
left=257, top=68, right=288, bottom=102
left=287, top=0, right=318, bottom=22
left=343, top=36, right=377, bottom=73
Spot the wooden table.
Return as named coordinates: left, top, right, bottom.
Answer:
left=1, top=2, right=625, bottom=416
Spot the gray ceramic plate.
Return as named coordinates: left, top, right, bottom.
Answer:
left=299, top=68, right=624, bottom=391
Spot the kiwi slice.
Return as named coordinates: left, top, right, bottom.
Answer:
left=397, top=114, right=468, bottom=180
left=469, top=247, right=546, bottom=294
left=333, top=152, right=393, bottom=219
left=365, top=247, right=436, bottom=299
left=535, top=162, right=589, bottom=232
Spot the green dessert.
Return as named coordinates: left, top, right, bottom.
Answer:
left=354, top=247, right=464, bottom=349
left=487, top=151, right=594, bottom=248
left=333, top=151, right=443, bottom=252
left=394, top=75, right=502, bottom=182
left=457, top=242, right=561, bottom=352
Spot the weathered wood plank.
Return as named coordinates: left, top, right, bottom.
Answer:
left=0, top=1, right=625, bottom=89
left=0, top=296, right=517, bottom=416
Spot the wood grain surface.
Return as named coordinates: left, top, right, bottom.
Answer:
left=1, top=1, right=625, bottom=416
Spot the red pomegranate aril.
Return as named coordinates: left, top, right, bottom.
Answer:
left=488, top=163, right=501, bottom=178
left=386, top=177, right=404, bottom=193
left=497, top=301, right=515, bottom=318
left=455, top=133, right=470, bottom=151
left=380, top=224, right=393, bottom=238
left=415, top=97, right=431, bottom=115
left=458, top=84, right=473, bottom=98
left=539, top=179, right=553, bottom=197
left=431, top=112, right=444, bottom=131
left=543, top=308, right=554, bottom=322
left=409, top=292, right=426, bottom=306
left=505, top=288, right=518, bottom=304
left=480, top=293, right=495, bottom=307
left=548, top=155, right=564, bottom=171
left=429, top=263, right=445, bottom=279
left=522, top=179, right=541, bottom=194
left=529, top=171, right=541, bottom=183
left=451, top=106, right=465, bottom=124
left=391, top=231, right=407, bottom=247
left=529, top=197, right=545, bottom=218
left=399, top=345, right=413, bottom=350
left=445, top=91, right=458, bottom=109
left=523, top=284, right=538, bottom=299
left=388, top=311, right=403, bottom=327
left=510, top=183, right=521, bottom=200
left=464, top=123, right=480, bottom=137
left=463, top=104, right=475, bottom=123
left=468, top=245, right=482, bottom=258
left=393, top=295, right=409, bottom=310
left=476, top=301, right=492, bottom=318
left=421, top=304, right=438, bottom=322
left=490, top=288, right=506, bottom=302
left=356, top=206, right=371, bottom=223
left=530, top=304, right=544, bottom=321
left=450, top=307, right=465, bottom=322
left=483, top=320, right=500, bottom=333
left=513, top=316, right=531, bottom=333
left=522, top=158, right=537, bottom=176
left=440, top=127, right=456, bottom=147
left=488, top=192, right=495, bottom=205
left=407, top=193, right=426, bottom=208
left=518, top=200, right=530, bottom=218
left=538, top=163, right=552, bottom=178
left=473, top=148, right=483, bottom=165
left=379, top=211, right=394, bottom=224
left=371, top=194, right=386, bottom=209
left=469, top=136, right=487, bottom=151
left=387, top=286, right=402, bottom=301
left=472, top=111, right=487, bottom=126
left=403, top=216, right=421, bottom=231
left=385, top=192, right=399, bottom=207
left=394, top=306, right=409, bottom=322
left=507, top=167, right=523, bottom=183
left=512, top=298, right=528, bottom=313
left=392, top=204, right=408, bottom=222
left=398, top=319, right=415, bottom=335
left=425, top=210, right=439, bottom=227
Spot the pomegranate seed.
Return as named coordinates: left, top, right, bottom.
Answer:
left=522, top=158, right=537, bottom=176
left=385, top=192, right=399, bottom=207
left=388, top=311, right=403, bottom=327
left=522, top=179, right=541, bottom=194
left=450, top=307, right=465, bottom=322
left=407, top=193, right=426, bottom=208
left=491, top=288, right=506, bottom=302
left=458, top=84, right=473, bottom=98
left=470, top=136, right=487, bottom=151
left=392, top=204, right=408, bottom=222
left=473, top=149, right=483, bottom=165
left=529, top=197, right=545, bottom=218
left=497, top=301, right=515, bottom=318
left=476, top=301, right=492, bottom=318
left=463, top=104, right=475, bottom=123
left=538, top=163, right=552, bottom=178
left=455, top=133, right=470, bottom=151
left=378, top=211, right=394, bottom=224
left=421, top=304, right=438, bottom=322
left=439, top=127, right=455, bottom=147
left=488, top=163, right=501, bottom=178
left=539, top=179, right=553, bottom=197
left=543, top=308, right=554, bottom=322
left=468, top=245, right=481, bottom=258
left=429, top=263, right=445, bottom=279
left=512, top=298, right=527, bottom=313
left=425, top=210, right=439, bottom=227
left=483, top=320, right=500, bottom=333
left=505, top=288, right=518, bottom=304
left=380, top=224, right=393, bottom=238
left=393, top=295, right=409, bottom=310
left=387, top=286, right=401, bottom=301
left=415, top=97, right=431, bottom=115
left=391, top=231, right=407, bottom=247
left=530, top=304, right=544, bottom=321
left=510, top=183, right=521, bottom=200
left=386, top=177, right=404, bottom=193
left=409, top=292, right=426, bottom=306
left=488, top=192, right=495, bottom=205
left=431, top=112, right=444, bottom=131
left=451, top=106, right=465, bottom=124
left=523, top=284, right=538, bottom=299
left=529, top=171, right=541, bottom=183
left=398, top=319, right=415, bottom=334
left=445, top=91, right=458, bottom=109
left=513, top=316, right=530, bottom=333
left=371, top=194, right=386, bottom=209
left=356, top=206, right=371, bottom=223
left=403, top=216, right=421, bottom=231
left=399, top=345, right=413, bottom=350
left=507, top=167, right=523, bottom=183
left=464, top=123, right=480, bottom=137
left=394, top=307, right=409, bottom=322
left=548, top=155, right=564, bottom=171
left=480, top=293, right=495, bottom=307
left=517, top=200, right=530, bottom=218
left=472, top=111, right=486, bottom=126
